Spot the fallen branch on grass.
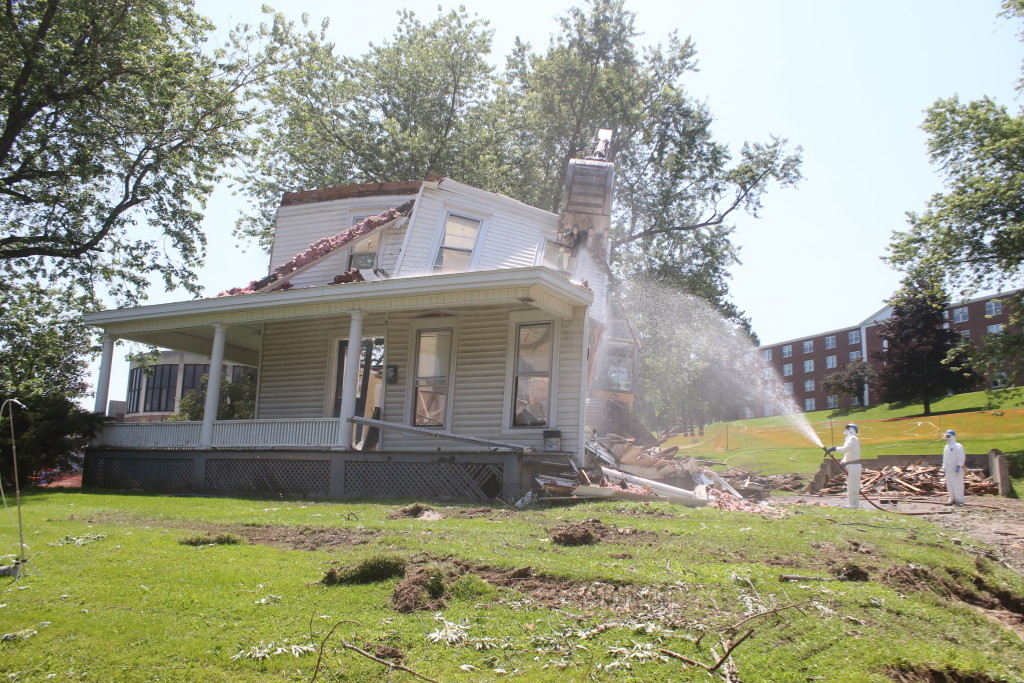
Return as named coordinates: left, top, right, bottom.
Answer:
left=724, top=600, right=814, bottom=631
left=311, top=620, right=441, bottom=683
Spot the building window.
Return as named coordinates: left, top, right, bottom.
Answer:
left=803, top=359, right=814, bottom=373
left=804, top=379, right=815, bottom=392
left=827, top=395, right=839, bottom=409
left=825, top=335, right=836, bottom=350
left=784, top=382, right=793, bottom=394
left=952, top=307, right=969, bottom=323
left=803, top=340, right=814, bottom=354
left=782, top=363, right=793, bottom=377
left=181, top=363, right=210, bottom=397
left=850, top=395, right=860, bottom=406
left=825, top=355, right=837, bottom=369
left=988, top=324, right=1005, bottom=335
left=849, top=350, right=862, bottom=361
left=960, top=329, right=971, bottom=339
left=804, top=398, right=816, bottom=412
left=848, top=330, right=861, bottom=345
left=986, top=300, right=1003, bottom=317
left=761, top=348, right=772, bottom=361
left=763, top=405, right=775, bottom=417
left=992, top=372, right=1008, bottom=389
left=434, top=214, right=481, bottom=272
left=782, top=344, right=792, bottom=358
left=126, top=367, right=144, bottom=414
left=413, top=329, right=453, bottom=427
left=542, top=240, right=573, bottom=273
left=512, top=322, right=553, bottom=427
left=143, top=364, right=178, bottom=413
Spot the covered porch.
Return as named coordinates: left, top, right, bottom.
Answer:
left=83, top=267, right=592, bottom=500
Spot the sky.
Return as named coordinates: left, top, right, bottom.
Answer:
left=88, top=0, right=1024, bottom=402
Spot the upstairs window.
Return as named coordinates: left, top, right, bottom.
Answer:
left=825, top=335, right=836, bottom=349
left=803, top=359, right=814, bottom=373
left=434, top=214, right=481, bottom=272
left=782, top=363, right=793, bottom=377
left=804, top=379, right=815, bottom=392
left=988, top=324, right=1005, bottom=335
left=761, top=348, right=772, bottom=361
left=952, top=307, right=969, bottom=323
left=803, top=340, right=814, bottom=354
left=782, top=345, right=792, bottom=358
left=849, top=350, right=862, bottom=361
left=848, top=330, right=861, bottom=345
left=826, top=355, right=837, bottom=369
left=986, top=300, right=1003, bottom=317
left=126, top=367, right=144, bottom=414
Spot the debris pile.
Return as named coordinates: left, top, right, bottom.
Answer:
left=528, top=435, right=773, bottom=511
left=819, top=463, right=998, bottom=497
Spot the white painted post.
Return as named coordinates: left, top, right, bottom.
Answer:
left=337, top=311, right=364, bottom=448
left=199, top=323, right=228, bottom=448
left=94, top=334, right=117, bottom=414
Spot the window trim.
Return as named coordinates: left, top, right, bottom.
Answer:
left=405, top=319, right=459, bottom=429
left=429, top=205, right=489, bottom=273
left=952, top=307, right=969, bottom=323
left=502, top=310, right=560, bottom=432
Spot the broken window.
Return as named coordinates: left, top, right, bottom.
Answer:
left=513, top=322, right=553, bottom=427
left=434, top=214, right=480, bottom=272
left=413, top=329, right=452, bottom=427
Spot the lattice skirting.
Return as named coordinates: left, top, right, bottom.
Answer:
left=344, top=462, right=503, bottom=501
left=84, top=458, right=194, bottom=492
left=206, top=458, right=330, bottom=495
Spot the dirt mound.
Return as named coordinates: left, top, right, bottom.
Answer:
left=390, top=565, right=449, bottom=613
left=549, top=518, right=609, bottom=546
left=387, top=504, right=443, bottom=520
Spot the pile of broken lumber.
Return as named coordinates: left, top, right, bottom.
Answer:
left=819, top=462, right=998, bottom=497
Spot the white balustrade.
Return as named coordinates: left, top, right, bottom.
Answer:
left=92, top=419, right=341, bottom=449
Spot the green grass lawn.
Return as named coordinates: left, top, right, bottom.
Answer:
left=662, top=389, right=1024, bottom=496
left=2, top=492, right=1023, bottom=681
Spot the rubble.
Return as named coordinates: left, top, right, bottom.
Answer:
left=529, top=437, right=779, bottom=512
left=818, top=462, right=998, bottom=497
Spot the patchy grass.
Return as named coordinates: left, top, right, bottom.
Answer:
left=1, top=491, right=1023, bottom=681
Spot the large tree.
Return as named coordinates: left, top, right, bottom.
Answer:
left=0, top=0, right=280, bottom=305
left=234, top=7, right=498, bottom=251
left=873, top=277, right=977, bottom=415
left=0, top=285, right=106, bottom=485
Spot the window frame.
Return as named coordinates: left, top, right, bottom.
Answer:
left=803, top=359, right=814, bottom=373
left=781, top=344, right=792, bottom=358
left=825, top=335, right=836, bottom=350
left=782, top=363, right=793, bottom=377
left=825, top=355, right=837, bottom=369
left=431, top=208, right=487, bottom=273
left=803, top=340, right=814, bottom=354
left=406, top=321, right=459, bottom=429
left=848, top=330, right=861, bottom=345
left=143, top=363, right=178, bottom=413
left=503, top=310, right=560, bottom=432
left=986, top=300, right=1003, bottom=317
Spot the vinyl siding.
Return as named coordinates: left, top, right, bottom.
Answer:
left=378, top=305, right=585, bottom=454
left=395, top=187, right=554, bottom=276
left=258, top=315, right=388, bottom=419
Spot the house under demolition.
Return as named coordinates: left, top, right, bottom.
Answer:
left=83, top=134, right=632, bottom=501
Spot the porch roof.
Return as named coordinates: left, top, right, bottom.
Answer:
left=83, top=266, right=593, bottom=365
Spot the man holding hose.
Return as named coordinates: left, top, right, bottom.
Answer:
left=826, top=423, right=862, bottom=509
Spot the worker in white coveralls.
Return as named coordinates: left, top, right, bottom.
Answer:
left=942, top=429, right=966, bottom=506
left=826, top=423, right=862, bottom=509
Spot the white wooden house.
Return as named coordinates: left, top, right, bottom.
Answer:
left=83, top=146, right=616, bottom=501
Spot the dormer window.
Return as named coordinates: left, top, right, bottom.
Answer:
left=434, top=214, right=481, bottom=272
left=542, top=240, right=573, bottom=274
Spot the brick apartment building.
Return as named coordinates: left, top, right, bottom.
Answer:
left=751, top=290, right=1020, bottom=416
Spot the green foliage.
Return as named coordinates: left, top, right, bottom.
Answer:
left=169, top=372, right=256, bottom=421
left=236, top=0, right=801, bottom=324
left=0, top=394, right=105, bottom=488
left=0, top=0, right=284, bottom=306
left=821, top=358, right=876, bottom=403
left=874, top=277, right=979, bottom=415
left=235, top=7, right=497, bottom=251
left=0, top=285, right=105, bottom=485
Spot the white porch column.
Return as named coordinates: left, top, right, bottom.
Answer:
left=199, top=323, right=228, bottom=448
left=337, top=311, right=364, bottom=448
left=93, top=333, right=117, bottom=414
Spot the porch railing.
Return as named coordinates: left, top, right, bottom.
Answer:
left=92, top=419, right=341, bottom=450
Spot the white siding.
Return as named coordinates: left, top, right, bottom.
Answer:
left=395, top=186, right=555, bottom=276
left=575, top=244, right=610, bottom=325
left=377, top=305, right=585, bottom=454
left=257, top=318, right=334, bottom=418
